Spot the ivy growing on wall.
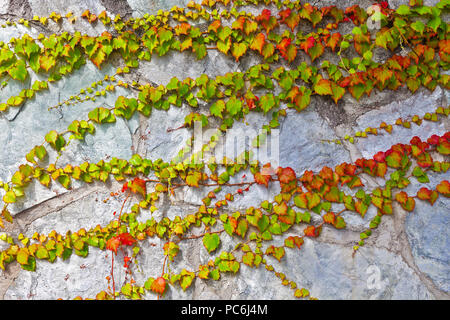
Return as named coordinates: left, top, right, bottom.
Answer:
left=0, top=0, right=449, bottom=300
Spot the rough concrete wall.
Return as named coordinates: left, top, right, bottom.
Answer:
left=0, top=0, right=449, bottom=300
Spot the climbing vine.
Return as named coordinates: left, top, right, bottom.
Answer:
left=0, top=0, right=449, bottom=300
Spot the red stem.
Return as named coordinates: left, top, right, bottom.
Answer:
left=111, top=253, right=116, bottom=300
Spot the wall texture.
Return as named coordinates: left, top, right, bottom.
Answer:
left=0, top=0, right=449, bottom=300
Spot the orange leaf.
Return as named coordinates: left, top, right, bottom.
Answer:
left=314, top=78, right=333, bottom=96
left=175, top=22, right=192, bottom=35
left=254, top=172, right=270, bottom=187
left=250, top=33, right=265, bottom=55
left=326, top=33, right=342, bottom=52
left=151, top=277, right=166, bottom=295
left=106, top=237, right=120, bottom=255
left=436, top=180, right=450, bottom=197
left=304, top=225, right=321, bottom=237
left=395, top=191, right=408, bottom=204
left=129, top=177, right=147, bottom=197
left=323, top=212, right=335, bottom=224
left=277, top=167, right=296, bottom=184
left=207, top=20, right=220, bottom=33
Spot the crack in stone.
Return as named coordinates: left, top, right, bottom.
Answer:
left=363, top=203, right=450, bottom=300
left=9, top=182, right=120, bottom=233
left=7, top=0, right=32, bottom=20
left=6, top=104, right=24, bottom=122
left=392, top=206, right=450, bottom=300
left=0, top=261, right=21, bottom=299
left=99, top=0, right=133, bottom=19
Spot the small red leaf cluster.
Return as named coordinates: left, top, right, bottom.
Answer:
left=122, top=177, right=147, bottom=196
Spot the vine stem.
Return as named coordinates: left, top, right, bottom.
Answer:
left=118, top=192, right=131, bottom=221
left=109, top=191, right=131, bottom=300
left=392, top=24, right=421, bottom=60
left=161, top=255, right=168, bottom=277
left=111, top=253, right=116, bottom=300
left=174, top=229, right=225, bottom=244
left=167, top=124, right=186, bottom=132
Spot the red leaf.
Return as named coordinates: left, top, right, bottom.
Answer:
left=300, top=170, right=314, bottom=184
left=417, top=187, right=432, bottom=201
left=427, top=135, right=440, bottom=145
left=323, top=212, right=336, bottom=224
left=304, top=225, right=321, bottom=237
left=118, top=233, right=137, bottom=246
left=410, top=136, right=422, bottom=146
left=123, top=256, right=132, bottom=268
left=278, top=8, right=292, bottom=22
left=373, top=151, right=386, bottom=163
left=303, top=36, right=316, bottom=54
left=276, top=37, right=292, bottom=57
left=319, top=166, right=334, bottom=181
left=151, top=277, right=166, bottom=295
left=258, top=9, right=271, bottom=22
left=246, top=97, right=257, bottom=110
left=277, top=167, right=296, bottom=184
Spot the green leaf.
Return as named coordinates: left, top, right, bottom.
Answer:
left=88, top=107, right=116, bottom=124
left=35, top=146, right=47, bottom=161
left=8, top=60, right=28, bottom=81
left=202, top=233, right=220, bottom=253
left=180, top=273, right=195, bottom=291
left=45, top=130, right=66, bottom=151
left=294, top=194, right=307, bottom=209
left=121, top=283, right=132, bottom=296
left=16, top=248, right=29, bottom=265
left=186, top=171, right=202, bottom=187
left=236, top=219, right=248, bottom=238
left=257, top=214, right=270, bottom=232
left=314, top=78, right=332, bottom=96
left=3, top=191, right=16, bottom=203
left=193, top=42, right=207, bottom=60
left=20, top=256, right=36, bottom=271
left=36, top=246, right=49, bottom=259
left=210, top=100, right=225, bottom=118
left=114, top=96, right=138, bottom=120
left=217, top=37, right=231, bottom=55
left=259, top=93, right=277, bottom=114
left=411, top=21, right=425, bottom=35
left=225, top=96, right=242, bottom=117
left=333, top=216, right=346, bottom=229
left=428, top=16, right=442, bottom=32
left=57, top=174, right=71, bottom=189
left=396, top=5, right=411, bottom=15
left=231, top=42, right=247, bottom=61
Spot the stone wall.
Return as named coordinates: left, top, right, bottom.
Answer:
left=0, top=0, right=449, bottom=300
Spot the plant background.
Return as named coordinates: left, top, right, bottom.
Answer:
left=0, top=0, right=448, bottom=300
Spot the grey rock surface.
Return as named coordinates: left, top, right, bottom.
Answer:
left=0, top=0, right=448, bottom=301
